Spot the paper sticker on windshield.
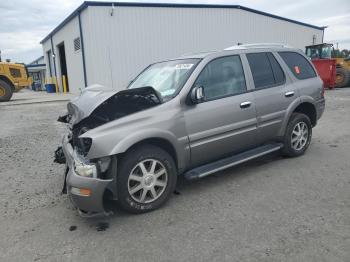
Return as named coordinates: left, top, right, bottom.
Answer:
left=175, top=64, right=194, bottom=70
left=160, top=89, right=176, bottom=96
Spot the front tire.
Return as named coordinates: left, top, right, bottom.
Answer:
left=282, top=113, right=312, bottom=157
left=117, top=144, right=177, bottom=213
left=0, top=79, right=13, bottom=102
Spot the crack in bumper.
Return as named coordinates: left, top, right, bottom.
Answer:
left=62, top=134, right=113, bottom=216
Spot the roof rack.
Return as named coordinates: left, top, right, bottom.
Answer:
left=224, top=43, right=293, bottom=50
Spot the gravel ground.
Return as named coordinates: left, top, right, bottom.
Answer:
left=0, top=89, right=349, bottom=262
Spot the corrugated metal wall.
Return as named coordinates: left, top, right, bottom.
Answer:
left=42, top=15, right=86, bottom=93
left=43, top=5, right=323, bottom=93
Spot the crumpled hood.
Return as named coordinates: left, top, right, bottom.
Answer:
left=66, top=84, right=162, bottom=126
left=67, top=84, right=118, bottom=125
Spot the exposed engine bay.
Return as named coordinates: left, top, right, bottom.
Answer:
left=57, top=86, right=163, bottom=156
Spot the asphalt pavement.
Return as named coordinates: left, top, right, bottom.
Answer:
left=0, top=89, right=349, bottom=262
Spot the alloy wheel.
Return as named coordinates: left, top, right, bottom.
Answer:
left=291, top=122, right=309, bottom=151
left=128, top=159, right=168, bottom=203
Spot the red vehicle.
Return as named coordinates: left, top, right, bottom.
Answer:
left=305, top=43, right=336, bottom=89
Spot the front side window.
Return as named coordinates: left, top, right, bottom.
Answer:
left=193, top=55, right=246, bottom=101
left=129, top=59, right=200, bottom=101
left=279, top=51, right=316, bottom=80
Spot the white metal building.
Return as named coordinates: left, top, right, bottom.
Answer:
left=41, top=1, right=325, bottom=94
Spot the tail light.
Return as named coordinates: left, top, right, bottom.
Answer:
left=322, top=82, right=325, bottom=97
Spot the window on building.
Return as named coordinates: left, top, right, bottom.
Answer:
left=74, top=37, right=81, bottom=51
left=279, top=51, right=316, bottom=80
left=194, top=55, right=246, bottom=101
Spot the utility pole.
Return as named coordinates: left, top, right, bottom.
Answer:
left=0, top=50, right=2, bottom=62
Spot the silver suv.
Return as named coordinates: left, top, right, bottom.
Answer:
left=59, top=44, right=325, bottom=216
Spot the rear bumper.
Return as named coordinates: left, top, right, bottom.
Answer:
left=316, top=98, right=325, bottom=120
left=62, top=134, right=112, bottom=216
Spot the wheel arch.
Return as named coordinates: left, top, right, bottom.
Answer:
left=0, top=75, right=15, bottom=91
left=279, top=99, right=317, bottom=136
left=98, top=129, right=188, bottom=172
left=122, top=137, right=179, bottom=170
left=293, top=102, right=317, bottom=127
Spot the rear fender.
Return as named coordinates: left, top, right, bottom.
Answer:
left=278, top=96, right=316, bottom=137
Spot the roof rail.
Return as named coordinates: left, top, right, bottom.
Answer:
left=224, top=43, right=293, bottom=50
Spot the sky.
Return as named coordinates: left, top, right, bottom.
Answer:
left=0, top=0, right=349, bottom=63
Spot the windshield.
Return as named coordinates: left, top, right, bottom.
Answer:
left=306, top=45, right=332, bottom=59
left=128, top=59, right=200, bottom=100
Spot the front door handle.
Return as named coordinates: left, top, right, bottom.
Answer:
left=240, top=101, right=252, bottom=109
left=285, top=91, right=295, bottom=97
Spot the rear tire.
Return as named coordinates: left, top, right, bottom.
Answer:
left=0, top=79, right=13, bottom=102
left=335, top=67, right=350, bottom=88
left=117, top=144, right=177, bottom=214
left=282, top=113, right=312, bottom=157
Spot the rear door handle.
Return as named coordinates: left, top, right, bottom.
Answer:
left=240, top=101, right=251, bottom=109
left=285, top=91, right=295, bottom=97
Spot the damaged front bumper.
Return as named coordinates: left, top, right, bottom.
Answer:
left=62, top=133, right=113, bottom=216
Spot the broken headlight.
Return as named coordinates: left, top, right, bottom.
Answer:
left=74, top=160, right=97, bottom=178
left=77, top=137, right=92, bottom=156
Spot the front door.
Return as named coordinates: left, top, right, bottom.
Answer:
left=184, top=55, right=258, bottom=167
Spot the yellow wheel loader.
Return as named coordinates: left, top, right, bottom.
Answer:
left=335, top=57, right=350, bottom=88
left=0, top=62, right=33, bottom=102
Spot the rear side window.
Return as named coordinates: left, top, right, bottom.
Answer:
left=267, top=53, right=285, bottom=85
left=279, top=51, right=316, bottom=80
left=246, top=52, right=285, bottom=89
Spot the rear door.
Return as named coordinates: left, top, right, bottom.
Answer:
left=246, top=52, right=299, bottom=143
left=184, top=55, right=258, bottom=167
left=278, top=51, right=321, bottom=100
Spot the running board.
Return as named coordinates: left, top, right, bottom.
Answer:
left=184, top=143, right=283, bottom=180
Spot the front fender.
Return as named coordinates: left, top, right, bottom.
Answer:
left=110, top=128, right=179, bottom=155
left=87, top=128, right=189, bottom=171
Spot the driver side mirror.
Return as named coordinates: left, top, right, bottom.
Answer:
left=190, top=86, right=204, bottom=104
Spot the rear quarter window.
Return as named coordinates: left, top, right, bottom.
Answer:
left=279, top=51, right=316, bottom=80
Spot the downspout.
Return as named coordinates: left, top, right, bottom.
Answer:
left=50, top=36, right=57, bottom=78
left=78, top=11, right=88, bottom=87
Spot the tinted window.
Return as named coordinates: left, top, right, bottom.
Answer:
left=194, top=55, right=246, bottom=101
left=247, top=53, right=275, bottom=88
left=267, top=53, right=285, bottom=85
left=279, top=51, right=316, bottom=80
